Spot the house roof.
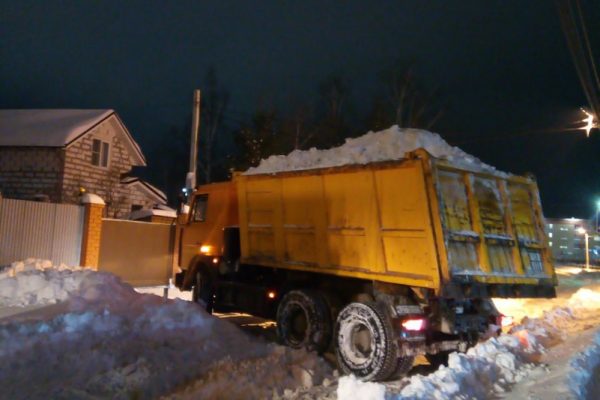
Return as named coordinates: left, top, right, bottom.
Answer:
left=121, top=177, right=168, bottom=205
left=129, top=207, right=177, bottom=221
left=0, top=109, right=146, bottom=166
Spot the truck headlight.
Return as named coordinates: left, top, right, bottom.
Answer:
left=200, top=245, right=213, bottom=254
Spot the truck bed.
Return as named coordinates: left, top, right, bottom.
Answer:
left=234, top=150, right=556, bottom=297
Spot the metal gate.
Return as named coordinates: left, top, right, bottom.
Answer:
left=98, top=219, right=175, bottom=286
left=0, top=197, right=84, bottom=266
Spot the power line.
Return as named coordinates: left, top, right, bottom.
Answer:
left=575, top=0, right=600, bottom=96
left=557, top=0, right=600, bottom=118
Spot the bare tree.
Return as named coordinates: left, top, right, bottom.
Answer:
left=383, top=62, right=444, bottom=130
left=281, top=103, right=315, bottom=150
left=198, top=67, right=229, bottom=183
left=233, top=108, right=280, bottom=170
left=314, top=74, right=351, bottom=147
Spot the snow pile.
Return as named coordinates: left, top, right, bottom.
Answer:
left=0, top=260, right=331, bottom=399
left=513, top=307, right=575, bottom=349
left=0, top=259, right=91, bottom=307
left=567, top=287, right=600, bottom=309
left=509, top=287, right=600, bottom=350
left=172, top=348, right=328, bottom=399
left=245, top=126, right=507, bottom=176
left=336, top=335, right=542, bottom=400
left=568, top=331, right=600, bottom=399
left=337, top=374, right=386, bottom=400
left=397, top=335, right=540, bottom=399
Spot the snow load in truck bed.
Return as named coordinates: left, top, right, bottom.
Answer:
left=244, top=126, right=508, bottom=176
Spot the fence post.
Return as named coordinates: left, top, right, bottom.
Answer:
left=80, top=194, right=105, bottom=268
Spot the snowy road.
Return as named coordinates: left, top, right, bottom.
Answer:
left=1, top=260, right=600, bottom=399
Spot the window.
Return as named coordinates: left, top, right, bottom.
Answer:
left=549, top=224, right=553, bottom=229
left=92, top=139, right=110, bottom=167
left=131, top=204, right=143, bottom=212
left=192, top=195, right=208, bottom=222
left=549, top=241, right=553, bottom=247
left=548, top=232, right=553, bottom=238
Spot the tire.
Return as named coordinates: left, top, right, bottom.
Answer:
left=390, top=355, right=416, bottom=379
left=276, top=290, right=332, bottom=354
left=335, top=302, right=405, bottom=381
left=192, top=269, right=214, bottom=314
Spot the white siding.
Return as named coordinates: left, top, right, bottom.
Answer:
left=0, top=198, right=84, bottom=266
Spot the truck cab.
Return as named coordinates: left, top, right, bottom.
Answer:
left=176, top=181, right=238, bottom=295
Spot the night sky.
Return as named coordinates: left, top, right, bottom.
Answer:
left=1, top=0, right=598, bottom=218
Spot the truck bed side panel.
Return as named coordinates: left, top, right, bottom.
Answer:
left=236, top=161, right=440, bottom=289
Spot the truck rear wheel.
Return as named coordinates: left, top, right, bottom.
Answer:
left=335, top=302, right=410, bottom=381
left=276, top=290, right=332, bottom=354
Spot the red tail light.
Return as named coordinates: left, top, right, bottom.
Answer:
left=401, top=317, right=426, bottom=331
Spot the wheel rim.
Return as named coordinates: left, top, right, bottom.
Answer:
left=339, top=319, right=376, bottom=366
left=287, top=304, right=308, bottom=345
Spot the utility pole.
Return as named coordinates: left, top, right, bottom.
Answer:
left=585, top=232, right=590, bottom=270
left=186, top=89, right=201, bottom=195
left=596, top=200, right=600, bottom=235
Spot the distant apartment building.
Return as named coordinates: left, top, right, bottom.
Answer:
left=545, top=217, right=600, bottom=265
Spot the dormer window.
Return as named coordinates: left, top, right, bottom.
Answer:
left=92, top=139, right=110, bottom=167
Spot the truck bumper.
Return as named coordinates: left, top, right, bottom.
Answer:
left=442, top=280, right=556, bottom=299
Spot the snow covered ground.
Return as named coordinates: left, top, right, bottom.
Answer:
left=1, top=260, right=600, bottom=399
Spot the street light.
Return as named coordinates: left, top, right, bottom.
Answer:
left=577, top=227, right=590, bottom=270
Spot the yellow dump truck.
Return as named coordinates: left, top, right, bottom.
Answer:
left=175, top=148, right=556, bottom=381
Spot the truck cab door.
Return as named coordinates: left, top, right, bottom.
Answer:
left=180, top=194, right=209, bottom=270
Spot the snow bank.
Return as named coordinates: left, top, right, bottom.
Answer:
left=393, top=335, right=540, bottom=399
left=567, top=287, right=600, bottom=309
left=0, top=259, right=91, bottom=307
left=0, top=260, right=331, bottom=399
left=337, top=374, right=386, bottom=400
left=335, top=334, right=542, bottom=400
left=245, top=126, right=507, bottom=176
left=172, top=347, right=328, bottom=399
left=568, top=331, right=600, bottom=399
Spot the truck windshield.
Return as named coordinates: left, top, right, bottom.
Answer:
left=192, top=195, right=208, bottom=222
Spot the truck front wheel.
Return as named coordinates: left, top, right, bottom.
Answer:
left=276, top=290, right=332, bottom=354
left=192, top=269, right=214, bottom=314
left=335, top=302, right=412, bottom=381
